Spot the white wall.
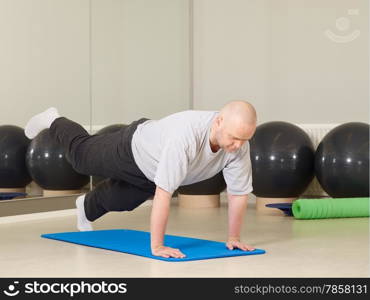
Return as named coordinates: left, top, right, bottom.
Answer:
left=91, top=0, right=190, bottom=125
left=193, top=0, right=270, bottom=116
left=193, top=0, right=369, bottom=124
left=0, top=0, right=190, bottom=128
left=0, top=0, right=368, bottom=128
left=0, top=0, right=91, bottom=127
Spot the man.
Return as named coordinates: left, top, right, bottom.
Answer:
left=25, top=100, right=257, bottom=259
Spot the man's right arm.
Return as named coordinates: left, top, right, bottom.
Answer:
left=150, top=185, right=186, bottom=259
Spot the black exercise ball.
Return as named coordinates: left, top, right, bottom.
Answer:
left=26, top=129, right=89, bottom=190
left=177, top=172, right=226, bottom=195
left=315, top=122, right=369, bottom=198
left=0, top=125, right=32, bottom=188
left=250, top=121, right=315, bottom=198
left=92, top=124, right=128, bottom=186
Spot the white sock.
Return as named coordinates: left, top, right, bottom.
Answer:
left=76, top=194, right=93, bottom=231
left=24, top=107, right=60, bottom=139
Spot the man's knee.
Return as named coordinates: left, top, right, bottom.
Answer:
left=126, top=198, right=146, bottom=211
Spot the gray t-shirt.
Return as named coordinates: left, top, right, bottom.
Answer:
left=131, top=110, right=253, bottom=195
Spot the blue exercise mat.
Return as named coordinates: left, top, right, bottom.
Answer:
left=41, top=229, right=266, bottom=262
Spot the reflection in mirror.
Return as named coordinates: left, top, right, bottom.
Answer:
left=0, top=1, right=91, bottom=200
left=0, top=0, right=190, bottom=212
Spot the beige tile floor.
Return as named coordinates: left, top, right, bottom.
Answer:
left=0, top=195, right=369, bottom=277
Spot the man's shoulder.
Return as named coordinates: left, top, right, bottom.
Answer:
left=163, top=110, right=216, bottom=133
left=166, top=110, right=218, bottom=119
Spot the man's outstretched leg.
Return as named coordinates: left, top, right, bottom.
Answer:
left=25, top=107, right=154, bottom=188
left=25, top=108, right=156, bottom=230
left=76, top=178, right=154, bottom=231
left=25, top=108, right=124, bottom=179
left=25, top=108, right=101, bottom=177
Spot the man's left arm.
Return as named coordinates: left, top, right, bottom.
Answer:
left=226, top=193, right=255, bottom=251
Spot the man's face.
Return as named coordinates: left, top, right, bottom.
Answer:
left=217, top=120, right=256, bottom=153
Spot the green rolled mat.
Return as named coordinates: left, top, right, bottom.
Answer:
left=292, top=197, right=370, bottom=219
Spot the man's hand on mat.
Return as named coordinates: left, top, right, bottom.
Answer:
left=151, top=245, right=186, bottom=259
left=226, top=238, right=255, bottom=251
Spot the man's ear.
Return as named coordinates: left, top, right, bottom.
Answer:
left=216, top=115, right=223, bottom=127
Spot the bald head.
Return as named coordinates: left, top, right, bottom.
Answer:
left=210, top=100, right=257, bottom=153
left=219, top=100, right=257, bottom=128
